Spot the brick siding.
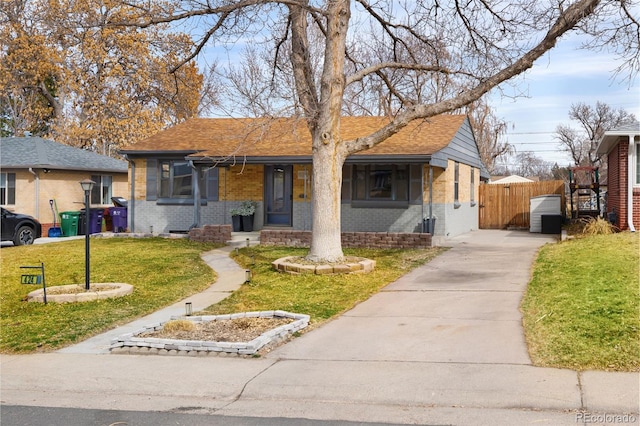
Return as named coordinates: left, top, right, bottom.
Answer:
left=606, top=139, right=640, bottom=230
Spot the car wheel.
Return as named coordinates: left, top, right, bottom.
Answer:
left=14, top=226, right=35, bottom=245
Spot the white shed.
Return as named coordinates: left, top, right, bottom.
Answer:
left=530, top=194, right=562, bottom=233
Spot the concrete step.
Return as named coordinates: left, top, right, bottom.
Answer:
left=227, top=231, right=261, bottom=247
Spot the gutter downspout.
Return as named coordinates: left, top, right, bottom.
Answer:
left=28, top=168, right=39, bottom=220
left=123, top=155, right=135, bottom=233
left=628, top=135, right=636, bottom=232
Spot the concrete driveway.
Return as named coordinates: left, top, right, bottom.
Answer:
left=269, top=230, right=556, bottom=364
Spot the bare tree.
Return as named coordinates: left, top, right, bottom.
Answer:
left=556, top=101, right=638, bottom=167
left=465, top=101, right=512, bottom=174
left=512, top=152, right=554, bottom=180
left=113, top=0, right=638, bottom=262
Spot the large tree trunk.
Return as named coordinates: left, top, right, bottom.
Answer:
left=307, top=132, right=347, bottom=262
left=299, top=0, right=351, bottom=262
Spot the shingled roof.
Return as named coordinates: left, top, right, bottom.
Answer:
left=120, top=115, right=469, bottom=161
left=1, top=137, right=128, bottom=173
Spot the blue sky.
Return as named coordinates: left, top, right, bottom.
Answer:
left=489, top=33, right=640, bottom=168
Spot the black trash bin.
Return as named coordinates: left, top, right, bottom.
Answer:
left=541, top=214, right=563, bottom=234
left=422, top=217, right=436, bottom=234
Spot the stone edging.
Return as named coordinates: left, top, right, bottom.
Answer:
left=27, top=283, right=133, bottom=303
left=110, top=310, right=310, bottom=357
left=272, top=256, right=376, bottom=275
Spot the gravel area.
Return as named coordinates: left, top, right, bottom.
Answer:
left=139, top=317, right=295, bottom=342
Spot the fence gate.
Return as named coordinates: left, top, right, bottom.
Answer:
left=479, top=181, right=565, bottom=229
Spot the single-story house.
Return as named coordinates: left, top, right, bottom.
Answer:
left=596, top=123, right=640, bottom=231
left=0, top=137, right=128, bottom=234
left=119, top=115, right=490, bottom=237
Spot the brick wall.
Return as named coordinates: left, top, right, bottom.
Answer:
left=259, top=229, right=432, bottom=248
left=188, top=224, right=232, bottom=243
left=607, top=141, right=628, bottom=229
left=221, top=165, right=263, bottom=201
left=5, top=169, right=127, bottom=226
left=133, top=159, right=147, bottom=201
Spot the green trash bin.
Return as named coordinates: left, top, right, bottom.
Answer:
left=60, top=211, right=81, bottom=236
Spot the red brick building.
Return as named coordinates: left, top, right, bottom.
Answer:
left=596, top=123, right=640, bottom=231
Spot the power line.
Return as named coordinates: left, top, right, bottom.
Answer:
left=505, top=131, right=556, bottom=135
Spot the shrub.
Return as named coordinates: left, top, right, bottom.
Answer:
left=581, top=217, right=617, bottom=235
left=162, top=319, right=196, bottom=333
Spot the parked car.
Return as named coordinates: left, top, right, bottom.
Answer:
left=1, top=207, right=42, bottom=245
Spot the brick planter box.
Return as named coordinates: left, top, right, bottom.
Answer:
left=187, top=226, right=431, bottom=248
left=189, top=225, right=232, bottom=244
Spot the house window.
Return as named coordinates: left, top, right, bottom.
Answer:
left=454, top=162, right=460, bottom=208
left=146, top=159, right=218, bottom=203
left=0, top=172, right=16, bottom=205
left=91, top=175, right=113, bottom=205
left=470, top=167, right=476, bottom=206
left=353, top=164, right=408, bottom=202
left=160, top=161, right=193, bottom=198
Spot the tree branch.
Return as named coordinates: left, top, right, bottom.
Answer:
left=343, top=0, right=602, bottom=154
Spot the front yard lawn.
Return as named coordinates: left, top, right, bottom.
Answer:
left=522, top=232, right=639, bottom=371
left=0, top=238, right=443, bottom=353
left=0, top=238, right=220, bottom=353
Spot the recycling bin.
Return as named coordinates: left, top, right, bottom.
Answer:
left=109, top=207, right=128, bottom=232
left=60, top=211, right=81, bottom=236
left=79, top=208, right=104, bottom=235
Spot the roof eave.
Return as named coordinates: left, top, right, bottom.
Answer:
left=596, top=132, right=640, bottom=156
left=1, top=164, right=128, bottom=173
left=119, top=150, right=201, bottom=157
left=188, top=154, right=436, bottom=165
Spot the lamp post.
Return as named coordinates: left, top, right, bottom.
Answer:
left=80, top=179, right=95, bottom=290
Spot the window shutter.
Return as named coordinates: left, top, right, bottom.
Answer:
left=146, top=159, right=157, bottom=201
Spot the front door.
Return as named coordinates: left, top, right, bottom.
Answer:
left=264, top=165, right=293, bottom=226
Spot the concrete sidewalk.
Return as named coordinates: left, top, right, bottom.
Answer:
left=1, top=230, right=638, bottom=425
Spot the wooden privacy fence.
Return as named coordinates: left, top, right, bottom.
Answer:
left=479, top=180, right=566, bottom=229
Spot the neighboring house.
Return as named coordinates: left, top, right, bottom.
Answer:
left=119, top=115, right=489, bottom=237
left=489, top=175, right=534, bottom=184
left=596, top=123, right=640, bottom=231
left=0, top=137, right=128, bottom=233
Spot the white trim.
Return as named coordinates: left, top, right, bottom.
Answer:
left=628, top=135, right=636, bottom=232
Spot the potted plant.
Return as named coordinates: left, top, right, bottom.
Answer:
left=230, top=207, right=243, bottom=232
left=231, top=201, right=257, bottom=232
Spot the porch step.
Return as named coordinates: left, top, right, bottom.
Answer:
left=227, top=231, right=261, bottom=247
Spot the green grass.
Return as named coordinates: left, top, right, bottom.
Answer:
left=8, top=232, right=634, bottom=372
left=0, top=239, right=443, bottom=353
left=202, top=246, right=444, bottom=324
left=0, top=238, right=220, bottom=353
left=522, top=232, right=640, bottom=371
